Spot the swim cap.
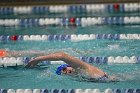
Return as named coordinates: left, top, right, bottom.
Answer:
left=56, top=64, right=71, bottom=75
left=0, top=50, right=7, bottom=57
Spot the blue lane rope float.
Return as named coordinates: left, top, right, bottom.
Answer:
left=1, top=34, right=140, bottom=42
left=0, top=3, right=139, bottom=15
left=0, top=89, right=140, bottom=93
left=0, top=56, right=140, bottom=67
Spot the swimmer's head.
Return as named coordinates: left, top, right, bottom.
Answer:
left=56, top=64, right=73, bottom=75
left=0, top=50, right=7, bottom=57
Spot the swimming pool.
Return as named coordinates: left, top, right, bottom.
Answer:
left=0, top=3, right=140, bottom=92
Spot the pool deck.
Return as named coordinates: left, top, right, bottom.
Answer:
left=0, top=0, right=140, bottom=6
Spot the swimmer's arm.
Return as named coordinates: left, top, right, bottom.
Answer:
left=25, top=52, right=89, bottom=69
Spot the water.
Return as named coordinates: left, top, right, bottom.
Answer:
left=0, top=64, right=140, bottom=89
left=0, top=40, right=140, bottom=57
left=1, top=25, right=140, bottom=35
left=0, top=10, right=140, bottom=90
left=0, top=39, right=140, bottom=89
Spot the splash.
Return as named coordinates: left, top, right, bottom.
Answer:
left=108, top=44, right=120, bottom=50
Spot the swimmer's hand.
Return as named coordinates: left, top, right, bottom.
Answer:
left=25, top=59, right=39, bottom=68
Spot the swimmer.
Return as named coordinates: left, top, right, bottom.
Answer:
left=0, top=49, right=95, bottom=57
left=25, top=52, right=117, bottom=82
left=0, top=50, right=8, bottom=57
left=0, top=49, right=50, bottom=57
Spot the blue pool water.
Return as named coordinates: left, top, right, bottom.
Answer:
left=0, top=5, right=140, bottom=90
left=0, top=64, right=140, bottom=89
left=1, top=25, right=140, bottom=36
